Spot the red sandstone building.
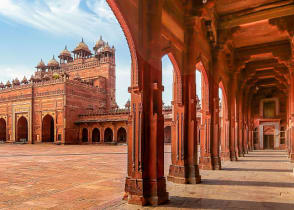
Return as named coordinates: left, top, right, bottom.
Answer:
left=0, top=37, right=173, bottom=145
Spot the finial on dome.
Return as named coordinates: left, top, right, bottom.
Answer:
left=65, top=45, right=67, bottom=50
left=82, top=38, right=84, bottom=43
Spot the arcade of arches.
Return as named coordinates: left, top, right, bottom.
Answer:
left=106, top=0, right=294, bottom=206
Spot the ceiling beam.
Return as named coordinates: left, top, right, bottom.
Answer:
left=220, top=2, right=294, bottom=29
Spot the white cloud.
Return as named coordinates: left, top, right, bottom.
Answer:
left=0, top=65, right=33, bottom=82
left=0, top=0, right=120, bottom=41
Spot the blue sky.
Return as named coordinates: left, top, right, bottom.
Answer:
left=0, top=0, right=201, bottom=107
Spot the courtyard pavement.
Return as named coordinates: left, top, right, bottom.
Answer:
left=0, top=144, right=293, bottom=209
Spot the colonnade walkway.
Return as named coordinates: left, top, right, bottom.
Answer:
left=0, top=145, right=294, bottom=209
left=115, top=150, right=294, bottom=210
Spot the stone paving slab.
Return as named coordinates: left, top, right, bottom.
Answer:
left=0, top=144, right=293, bottom=209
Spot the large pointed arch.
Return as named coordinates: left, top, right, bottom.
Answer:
left=106, top=0, right=138, bottom=86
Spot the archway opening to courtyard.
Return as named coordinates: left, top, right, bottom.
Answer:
left=42, top=114, right=54, bottom=142
left=17, top=117, right=28, bottom=142
left=219, top=82, right=229, bottom=160
left=0, top=118, right=6, bottom=141
left=117, top=127, right=127, bottom=143
left=164, top=126, right=171, bottom=143
left=82, top=128, right=88, bottom=142
left=196, top=62, right=210, bottom=166
left=104, top=128, right=113, bottom=142
left=162, top=53, right=180, bottom=172
left=92, top=128, right=100, bottom=143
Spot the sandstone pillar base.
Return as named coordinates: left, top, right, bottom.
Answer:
left=199, top=156, right=213, bottom=170
left=167, top=164, right=201, bottom=184
left=212, top=156, right=221, bottom=170
left=289, top=153, right=294, bottom=163
left=238, top=152, right=245, bottom=157
left=124, top=177, right=169, bottom=206
left=221, top=152, right=231, bottom=161
left=230, top=152, right=238, bottom=161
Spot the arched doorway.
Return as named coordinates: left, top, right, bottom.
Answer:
left=92, top=128, right=100, bottom=143
left=42, top=115, right=54, bottom=142
left=104, top=128, right=113, bottom=142
left=17, top=116, right=28, bottom=142
left=117, top=127, right=127, bottom=143
left=82, top=128, right=88, bottom=142
left=0, top=118, right=6, bottom=141
left=164, top=126, right=171, bottom=143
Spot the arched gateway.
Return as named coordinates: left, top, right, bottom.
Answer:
left=104, top=128, right=113, bottom=142
left=0, top=118, right=6, bottom=141
left=42, top=115, right=54, bottom=142
left=92, top=128, right=100, bottom=143
left=117, top=127, right=127, bottom=143
left=82, top=128, right=88, bottom=142
left=17, top=117, right=28, bottom=142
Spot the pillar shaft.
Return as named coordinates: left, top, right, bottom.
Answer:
left=124, top=1, right=168, bottom=205
left=168, top=20, right=201, bottom=183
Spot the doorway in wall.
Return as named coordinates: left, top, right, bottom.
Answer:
left=264, top=135, right=274, bottom=149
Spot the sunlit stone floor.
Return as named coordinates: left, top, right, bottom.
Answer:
left=0, top=144, right=293, bottom=209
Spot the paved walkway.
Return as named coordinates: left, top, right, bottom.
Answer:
left=0, top=145, right=293, bottom=209
left=115, top=150, right=294, bottom=210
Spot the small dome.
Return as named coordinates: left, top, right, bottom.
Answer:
left=13, top=78, right=20, bottom=86
left=103, top=42, right=112, bottom=52
left=21, top=76, right=28, bottom=84
left=36, top=59, right=46, bottom=69
left=5, top=81, right=11, bottom=87
left=59, top=46, right=71, bottom=57
left=0, top=82, right=4, bottom=89
left=47, top=56, right=59, bottom=67
left=74, top=38, right=91, bottom=53
left=94, top=36, right=105, bottom=50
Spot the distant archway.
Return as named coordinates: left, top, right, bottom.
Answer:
left=42, top=115, right=54, bottom=142
left=219, top=81, right=229, bottom=159
left=117, top=127, right=127, bottom=143
left=0, top=118, right=6, bottom=141
left=82, top=128, right=88, bottom=142
left=17, top=117, right=28, bottom=142
left=164, top=126, right=171, bottom=143
left=104, top=128, right=113, bottom=142
left=92, top=128, right=100, bottom=143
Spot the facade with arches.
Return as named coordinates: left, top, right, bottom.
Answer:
left=0, top=37, right=118, bottom=144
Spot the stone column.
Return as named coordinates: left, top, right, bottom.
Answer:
left=100, top=127, right=104, bottom=143
left=289, top=71, right=294, bottom=162
left=113, top=126, right=118, bottom=143
left=124, top=1, right=168, bottom=205
left=229, top=83, right=237, bottom=161
left=88, top=127, right=92, bottom=144
left=238, top=99, right=244, bottom=157
left=168, top=19, right=201, bottom=183
left=210, top=81, right=221, bottom=170
left=168, top=73, right=201, bottom=184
